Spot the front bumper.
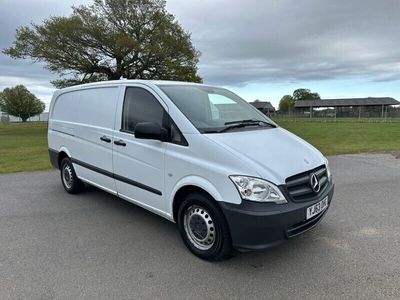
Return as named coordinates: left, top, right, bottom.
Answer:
left=219, top=180, right=334, bottom=251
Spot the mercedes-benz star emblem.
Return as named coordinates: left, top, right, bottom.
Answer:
left=310, top=173, right=320, bottom=193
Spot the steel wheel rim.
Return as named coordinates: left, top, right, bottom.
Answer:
left=183, top=205, right=215, bottom=250
left=62, top=164, right=73, bottom=189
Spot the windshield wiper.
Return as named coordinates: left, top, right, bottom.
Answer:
left=217, top=119, right=276, bottom=133
left=224, top=119, right=270, bottom=125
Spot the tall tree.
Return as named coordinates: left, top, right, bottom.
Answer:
left=278, top=95, right=294, bottom=112
left=3, top=0, right=202, bottom=88
left=0, top=85, right=45, bottom=122
left=293, top=88, right=320, bottom=101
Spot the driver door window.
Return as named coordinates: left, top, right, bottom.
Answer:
left=121, top=87, right=165, bottom=133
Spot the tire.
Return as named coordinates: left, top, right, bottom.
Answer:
left=60, top=157, right=85, bottom=194
left=177, top=192, right=233, bottom=261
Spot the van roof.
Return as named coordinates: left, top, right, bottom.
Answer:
left=53, top=79, right=206, bottom=97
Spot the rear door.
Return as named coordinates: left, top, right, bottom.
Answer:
left=112, top=85, right=167, bottom=213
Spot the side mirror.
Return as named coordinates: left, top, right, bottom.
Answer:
left=134, top=122, right=168, bottom=141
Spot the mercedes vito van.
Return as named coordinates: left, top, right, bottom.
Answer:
left=48, top=80, right=334, bottom=260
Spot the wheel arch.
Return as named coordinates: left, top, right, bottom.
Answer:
left=57, top=147, right=72, bottom=168
left=170, top=176, right=224, bottom=222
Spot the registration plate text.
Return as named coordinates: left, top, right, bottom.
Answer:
left=306, top=197, right=328, bottom=220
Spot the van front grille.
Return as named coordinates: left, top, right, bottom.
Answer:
left=285, top=165, right=328, bottom=202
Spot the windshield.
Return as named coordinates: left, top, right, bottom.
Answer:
left=158, top=85, right=276, bottom=133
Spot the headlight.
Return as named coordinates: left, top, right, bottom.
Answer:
left=325, top=159, right=332, bottom=180
left=229, top=175, right=287, bottom=204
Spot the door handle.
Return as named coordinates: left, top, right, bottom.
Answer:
left=114, top=139, right=126, bottom=147
left=100, top=136, right=111, bottom=143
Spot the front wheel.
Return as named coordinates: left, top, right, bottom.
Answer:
left=177, top=192, right=233, bottom=261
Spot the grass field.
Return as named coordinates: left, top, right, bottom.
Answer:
left=0, top=120, right=399, bottom=173
left=275, top=119, right=400, bottom=156
left=0, top=122, right=50, bottom=173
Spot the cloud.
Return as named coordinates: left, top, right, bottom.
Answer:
left=1, top=0, right=400, bottom=106
left=167, top=0, right=400, bottom=85
left=0, top=75, right=55, bottom=106
left=0, top=0, right=91, bottom=105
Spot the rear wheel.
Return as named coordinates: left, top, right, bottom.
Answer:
left=177, top=192, right=233, bottom=261
left=60, top=157, right=85, bottom=194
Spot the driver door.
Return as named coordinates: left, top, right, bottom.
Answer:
left=112, top=86, right=168, bottom=213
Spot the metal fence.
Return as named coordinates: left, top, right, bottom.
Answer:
left=274, top=106, right=400, bottom=121
left=0, top=112, right=49, bottom=123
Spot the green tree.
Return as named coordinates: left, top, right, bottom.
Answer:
left=3, top=0, right=201, bottom=88
left=0, top=85, right=45, bottom=122
left=293, top=88, right=320, bottom=101
left=278, top=95, right=294, bottom=112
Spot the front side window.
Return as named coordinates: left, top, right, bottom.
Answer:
left=122, top=87, right=165, bottom=133
left=158, top=85, right=276, bottom=133
left=121, top=87, right=187, bottom=145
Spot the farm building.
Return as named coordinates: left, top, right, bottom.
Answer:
left=294, top=97, right=400, bottom=118
left=250, top=100, right=276, bottom=116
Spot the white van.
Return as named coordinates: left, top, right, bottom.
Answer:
left=48, top=80, right=334, bottom=260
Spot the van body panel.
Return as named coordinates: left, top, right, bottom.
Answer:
left=165, top=134, right=254, bottom=213
left=204, top=127, right=325, bottom=185
left=112, top=84, right=167, bottom=212
left=112, top=131, right=166, bottom=211
left=49, top=86, right=120, bottom=192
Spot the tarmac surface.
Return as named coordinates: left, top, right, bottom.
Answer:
left=0, top=153, right=399, bottom=299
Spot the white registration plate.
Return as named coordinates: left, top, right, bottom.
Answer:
left=306, top=197, right=328, bottom=220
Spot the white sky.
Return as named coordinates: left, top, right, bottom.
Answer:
left=1, top=0, right=400, bottom=110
